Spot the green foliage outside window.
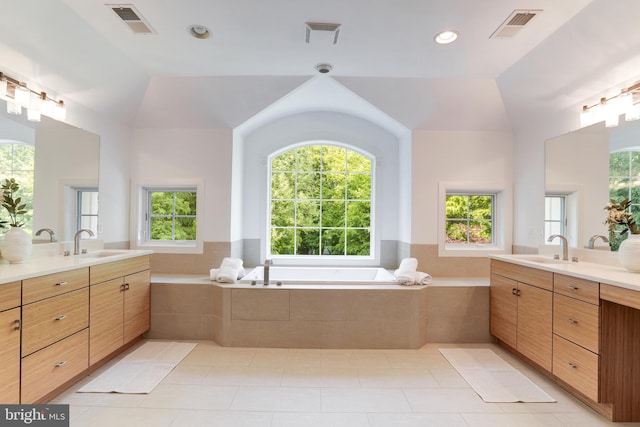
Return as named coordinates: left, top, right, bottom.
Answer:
left=445, top=194, right=493, bottom=244
left=270, top=144, right=372, bottom=256
left=609, top=150, right=640, bottom=250
left=148, top=190, right=196, bottom=241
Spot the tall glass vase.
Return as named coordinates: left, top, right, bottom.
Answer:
left=0, top=227, right=32, bottom=263
left=618, top=233, right=640, bottom=272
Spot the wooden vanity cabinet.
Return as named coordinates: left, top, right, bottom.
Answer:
left=552, top=274, right=600, bottom=402
left=20, top=268, right=90, bottom=403
left=89, top=256, right=151, bottom=365
left=0, top=281, right=21, bottom=404
left=490, top=260, right=553, bottom=371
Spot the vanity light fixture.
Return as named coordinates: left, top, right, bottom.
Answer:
left=580, top=82, right=640, bottom=128
left=0, top=71, right=66, bottom=122
left=435, top=30, right=458, bottom=44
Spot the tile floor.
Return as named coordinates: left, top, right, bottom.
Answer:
left=52, top=341, right=640, bottom=427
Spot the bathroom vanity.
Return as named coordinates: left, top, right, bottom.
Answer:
left=490, top=255, right=640, bottom=422
left=0, top=250, right=151, bottom=404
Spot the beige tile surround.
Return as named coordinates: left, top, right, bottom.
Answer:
left=148, top=242, right=491, bottom=278
left=149, top=278, right=491, bottom=347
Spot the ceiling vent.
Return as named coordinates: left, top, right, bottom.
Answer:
left=490, top=9, right=541, bottom=39
left=106, top=4, right=155, bottom=34
left=305, top=22, right=341, bottom=45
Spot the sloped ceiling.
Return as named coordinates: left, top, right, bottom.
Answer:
left=6, top=0, right=640, bottom=133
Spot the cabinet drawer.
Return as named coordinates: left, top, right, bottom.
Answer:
left=21, top=329, right=88, bottom=403
left=0, top=281, right=21, bottom=311
left=90, top=256, right=151, bottom=285
left=553, top=294, right=599, bottom=353
left=553, top=334, right=599, bottom=402
left=22, top=288, right=89, bottom=356
left=491, top=260, right=553, bottom=291
left=23, top=268, right=89, bottom=304
left=554, top=274, right=599, bottom=305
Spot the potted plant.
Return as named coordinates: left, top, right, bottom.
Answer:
left=604, top=198, right=640, bottom=272
left=0, top=178, right=32, bottom=263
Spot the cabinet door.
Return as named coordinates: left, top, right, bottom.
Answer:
left=89, top=278, right=124, bottom=365
left=490, top=274, right=517, bottom=349
left=124, top=270, right=150, bottom=343
left=517, top=282, right=553, bottom=372
left=0, top=308, right=21, bottom=404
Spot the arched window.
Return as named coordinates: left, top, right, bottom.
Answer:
left=0, top=141, right=34, bottom=233
left=268, top=143, right=373, bottom=259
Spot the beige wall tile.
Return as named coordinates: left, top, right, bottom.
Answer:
left=410, top=244, right=490, bottom=277
left=231, top=289, right=290, bottom=321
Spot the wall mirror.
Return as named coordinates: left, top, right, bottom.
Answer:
left=545, top=119, right=640, bottom=250
left=0, top=101, right=99, bottom=242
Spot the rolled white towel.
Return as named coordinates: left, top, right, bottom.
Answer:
left=209, top=268, right=219, bottom=281
left=415, top=271, right=432, bottom=285
left=398, top=257, right=418, bottom=272
left=215, top=257, right=246, bottom=283
left=394, top=257, right=419, bottom=284
left=394, top=270, right=416, bottom=285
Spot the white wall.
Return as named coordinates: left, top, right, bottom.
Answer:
left=129, top=128, right=233, bottom=245
left=238, top=111, right=406, bottom=264
left=411, top=130, right=514, bottom=244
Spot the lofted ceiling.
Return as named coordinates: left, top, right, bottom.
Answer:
left=2, top=0, right=640, bottom=132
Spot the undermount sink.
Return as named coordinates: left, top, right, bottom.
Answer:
left=79, top=250, right=129, bottom=259
left=513, top=255, right=571, bottom=265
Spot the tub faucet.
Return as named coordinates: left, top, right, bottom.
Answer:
left=74, top=229, right=95, bottom=255
left=263, top=259, right=272, bottom=286
left=35, top=228, right=57, bottom=242
left=547, top=234, right=569, bottom=261
left=588, top=234, right=609, bottom=249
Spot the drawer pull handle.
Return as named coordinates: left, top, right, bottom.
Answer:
left=567, top=285, right=578, bottom=290
left=55, top=361, right=67, bottom=368
left=13, top=319, right=21, bottom=331
left=125, top=283, right=130, bottom=291
left=567, top=362, right=577, bottom=369
left=55, top=315, right=67, bottom=321
left=57, top=281, right=69, bottom=286
left=512, top=288, right=517, bottom=295
left=568, top=318, right=578, bottom=324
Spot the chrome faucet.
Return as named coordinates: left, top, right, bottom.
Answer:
left=263, top=259, right=272, bottom=286
left=34, top=228, right=57, bottom=242
left=588, top=234, right=609, bottom=249
left=74, top=229, right=95, bottom=255
left=547, top=234, right=569, bottom=261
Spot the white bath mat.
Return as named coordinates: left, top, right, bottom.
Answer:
left=78, top=341, right=196, bottom=394
left=439, top=348, right=556, bottom=403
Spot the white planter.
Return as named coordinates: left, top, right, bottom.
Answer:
left=619, top=234, right=640, bottom=272
left=1, top=227, right=33, bottom=263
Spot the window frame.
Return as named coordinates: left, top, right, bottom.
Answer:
left=75, top=187, right=99, bottom=237
left=438, top=181, right=512, bottom=257
left=266, top=142, right=376, bottom=264
left=544, top=194, right=566, bottom=244
left=132, top=182, right=204, bottom=254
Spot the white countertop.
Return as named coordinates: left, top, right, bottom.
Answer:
left=490, top=254, right=640, bottom=292
left=0, top=249, right=153, bottom=284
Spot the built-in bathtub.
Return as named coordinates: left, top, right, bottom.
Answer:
left=149, top=270, right=491, bottom=348
left=239, top=266, right=399, bottom=287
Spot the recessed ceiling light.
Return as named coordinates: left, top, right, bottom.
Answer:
left=434, top=30, right=458, bottom=44
left=315, top=63, right=333, bottom=74
left=188, top=25, right=210, bottom=39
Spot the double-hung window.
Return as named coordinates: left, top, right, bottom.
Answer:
left=143, top=187, right=197, bottom=242
left=438, top=182, right=511, bottom=256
